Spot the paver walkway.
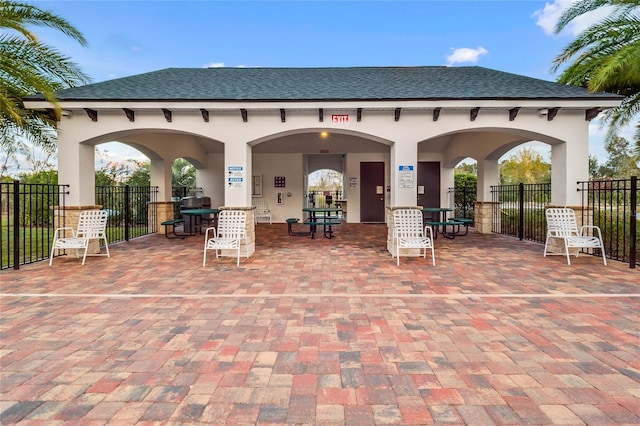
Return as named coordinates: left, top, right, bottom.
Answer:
left=1, top=223, right=639, bottom=425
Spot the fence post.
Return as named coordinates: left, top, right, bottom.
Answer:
left=125, top=185, right=131, bottom=241
left=12, top=180, right=20, bottom=270
left=631, top=176, right=637, bottom=269
left=518, top=183, right=524, bottom=241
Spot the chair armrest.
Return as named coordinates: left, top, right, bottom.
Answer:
left=204, top=227, right=217, bottom=239
left=580, top=225, right=603, bottom=239
left=53, top=227, right=76, bottom=238
left=424, top=225, right=434, bottom=239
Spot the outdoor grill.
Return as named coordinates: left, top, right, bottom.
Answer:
left=180, top=196, right=212, bottom=234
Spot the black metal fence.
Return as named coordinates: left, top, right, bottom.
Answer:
left=490, top=178, right=638, bottom=267
left=448, top=185, right=476, bottom=222
left=490, top=183, right=551, bottom=242
left=1, top=181, right=158, bottom=270
left=307, top=190, right=343, bottom=208
left=5, top=179, right=638, bottom=269
left=96, top=185, right=159, bottom=244
left=578, top=177, right=638, bottom=267
left=1, top=180, right=69, bottom=270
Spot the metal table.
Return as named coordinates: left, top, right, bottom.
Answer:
left=302, top=207, right=343, bottom=239
left=180, top=208, right=221, bottom=235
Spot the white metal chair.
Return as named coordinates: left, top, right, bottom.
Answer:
left=252, top=199, right=272, bottom=224
left=544, top=207, right=606, bottom=265
left=49, top=210, right=110, bottom=266
left=203, top=210, right=249, bottom=267
left=392, top=208, right=435, bottom=266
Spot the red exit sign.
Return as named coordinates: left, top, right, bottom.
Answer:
left=331, top=114, right=349, bottom=123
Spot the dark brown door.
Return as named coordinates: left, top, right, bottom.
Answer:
left=417, top=161, right=440, bottom=208
left=360, top=162, right=385, bottom=222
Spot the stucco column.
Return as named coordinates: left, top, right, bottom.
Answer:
left=477, top=159, right=500, bottom=202
left=198, top=153, right=225, bottom=208
left=551, top=131, right=589, bottom=206
left=390, top=138, right=418, bottom=206
left=150, top=159, right=172, bottom=202
left=224, top=141, right=252, bottom=207
left=57, top=133, right=96, bottom=205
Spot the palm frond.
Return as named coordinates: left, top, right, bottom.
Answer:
left=0, top=0, right=87, bottom=45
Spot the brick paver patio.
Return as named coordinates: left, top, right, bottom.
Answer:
left=1, top=223, right=639, bottom=425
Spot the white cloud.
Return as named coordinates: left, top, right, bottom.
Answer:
left=446, top=46, right=488, bottom=66
left=533, top=0, right=614, bottom=36
left=205, top=62, right=225, bottom=68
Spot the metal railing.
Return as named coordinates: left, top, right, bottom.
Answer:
left=2, top=182, right=158, bottom=270
left=578, top=177, right=638, bottom=266
left=1, top=180, right=69, bottom=270
left=489, top=179, right=638, bottom=267
left=306, top=190, right=343, bottom=209
left=96, top=185, right=159, bottom=243
left=491, top=183, right=551, bottom=242
left=448, top=185, right=476, bottom=222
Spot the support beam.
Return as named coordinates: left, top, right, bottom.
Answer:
left=123, top=108, right=135, bottom=122
left=84, top=108, right=98, bottom=122
left=357, top=108, right=362, bottom=122
left=470, top=107, right=480, bottom=121
left=162, top=108, right=172, bottom=123
left=585, top=108, right=599, bottom=121
left=508, top=107, right=520, bottom=121
left=394, top=108, right=401, bottom=122
left=240, top=109, right=248, bottom=122
left=432, top=107, right=441, bottom=122
left=319, top=108, right=323, bottom=122
left=280, top=108, right=286, bottom=122
left=200, top=108, right=209, bottom=122
left=46, top=109, right=57, bottom=121
left=547, top=107, right=560, bottom=121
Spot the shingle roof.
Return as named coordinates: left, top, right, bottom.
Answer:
left=38, top=66, right=621, bottom=102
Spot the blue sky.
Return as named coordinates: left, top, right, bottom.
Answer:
left=30, top=0, right=631, bottom=164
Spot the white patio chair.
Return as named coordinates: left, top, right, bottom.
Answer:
left=392, top=208, right=435, bottom=266
left=49, top=210, right=110, bottom=266
left=203, top=210, right=249, bottom=267
left=544, top=207, right=606, bottom=265
left=252, top=199, right=272, bottom=224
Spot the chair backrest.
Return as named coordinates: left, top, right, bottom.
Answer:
left=217, top=210, right=247, bottom=237
left=393, top=209, right=425, bottom=238
left=76, top=210, right=109, bottom=239
left=545, top=208, right=579, bottom=237
left=252, top=200, right=270, bottom=214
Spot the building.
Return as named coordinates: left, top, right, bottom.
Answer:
left=25, top=66, right=621, bottom=253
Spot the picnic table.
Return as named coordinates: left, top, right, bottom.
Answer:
left=302, top=207, right=342, bottom=239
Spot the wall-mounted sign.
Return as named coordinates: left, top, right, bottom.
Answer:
left=227, top=165, right=244, bottom=189
left=274, top=176, right=286, bottom=188
left=398, top=165, right=414, bottom=189
left=331, top=114, right=349, bottom=123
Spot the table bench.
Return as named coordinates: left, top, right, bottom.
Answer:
left=287, top=218, right=311, bottom=236
left=426, top=220, right=465, bottom=239
left=450, top=218, right=472, bottom=236
left=161, top=219, right=187, bottom=239
left=303, top=219, right=341, bottom=239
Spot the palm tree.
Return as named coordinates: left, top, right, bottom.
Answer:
left=551, top=0, right=640, bottom=142
left=0, top=0, right=90, bottom=150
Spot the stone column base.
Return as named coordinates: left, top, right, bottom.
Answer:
left=474, top=201, right=499, bottom=234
